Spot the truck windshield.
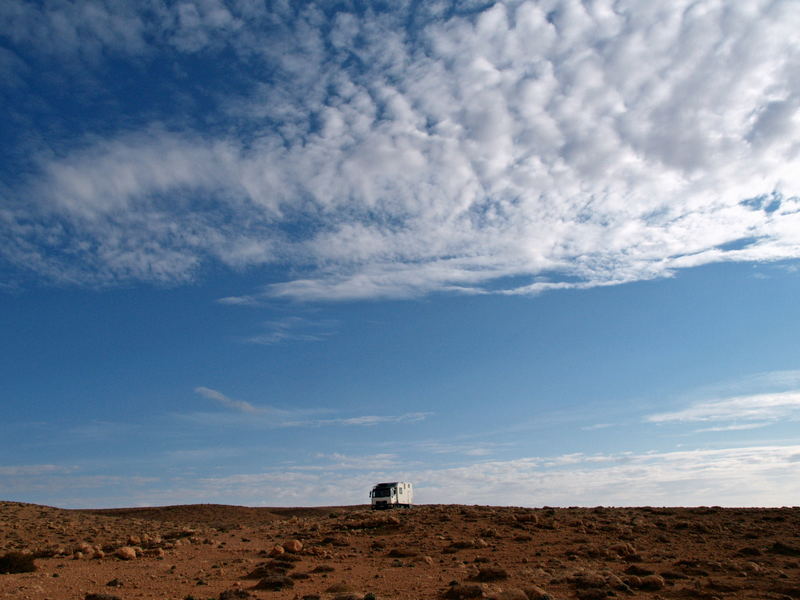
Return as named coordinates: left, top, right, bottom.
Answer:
left=372, top=489, right=392, bottom=498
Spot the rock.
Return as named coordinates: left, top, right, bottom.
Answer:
left=311, top=564, right=335, bottom=573
left=770, top=542, right=800, bottom=556
left=571, top=570, right=606, bottom=588
left=268, top=545, right=285, bottom=557
left=608, top=542, right=636, bottom=557
left=472, top=567, right=509, bottom=581
left=523, top=585, right=554, bottom=600
left=325, top=582, right=357, bottom=593
left=284, top=539, right=303, bottom=553
left=114, top=546, right=137, bottom=561
left=743, top=561, right=761, bottom=573
left=76, top=542, right=93, bottom=554
left=253, top=575, right=294, bottom=590
left=624, top=564, right=653, bottom=576
left=576, top=590, right=606, bottom=600
left=489, top=589, right=528, bottom=600
left=218, top=590, right=252, bottom=600
left=388, top=548, right=419, bottom=558
left=0, top=552, right=36, bottom=574
left=638, top=575, right=665, bottom=591
left=443, top=584, right=485, bottom=599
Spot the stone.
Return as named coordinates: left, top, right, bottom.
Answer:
left=325, top=582, right=356, bottom=593
left=443, top=584, right=485, bottom=599
left=638, top=575, right=666, bottom=591
left=268, top=545, right=285, bottom=557
left=114, top=546, right=137, bottom=561
left=253, top=575, right=294, bottom=591
left=472, top=567, right=509, bottom=581
left=284, top=539, right=303, bottom=553
left=523, top=586, right=554, bottom=600
left=489, top=589, right=528, bottom=600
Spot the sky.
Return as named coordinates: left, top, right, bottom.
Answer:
left=1, top=0, right=799, bottom=509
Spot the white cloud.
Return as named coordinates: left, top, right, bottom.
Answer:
left=311, top=452, right=401, bottom=470
left=243, top=316, right=338, bottom=345
left=646, top=390, right=800, bottom=425
left=694, top=422, right=772, bottom=433
left=182, top=388, right=432, bottom=428
left=285, top=412, right=432, bottom=428
left=195, top=386, right=262, bottom=414
left=21, top=443, right=800, bottom=508
left=0, top=464, right=74, bottom=476
left=6, top=432, right=800, bottom=507
left=4, top=1, right=800, bottom=298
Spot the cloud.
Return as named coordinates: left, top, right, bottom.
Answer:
left=311, top=452, right=400, bottom=470
left=2, top=1, right=799, bottom=298
left=581, top=423, right=614, bottom=431
left=0, top=464, right=74, bottom=476
left=194, top=386, right=262, bottom=414
left=283, top=412, right=432, bottom=428
left=646, top=391, right=800, bottom=425
left=19, top=443, right=800, bottom=508
left=694, top=423, right=772, bottom=433
left=184, top=388, right=431, bottom=428
left=243, top=316, right=338, bottom=345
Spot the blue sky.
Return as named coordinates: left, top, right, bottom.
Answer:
left=1, top=0, right=799, bottom=508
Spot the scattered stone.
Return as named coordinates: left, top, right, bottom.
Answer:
left=770, top=542, right=800, bottom=557
left=488, top=589, right=528, bottom=600
left=218, top=589, right=252, bottom=600
left=290, top=572, right=310, bottom=579
left=576, top=590, right=606, bottom=600
left=571, top=570, right=606, bottom=588
left=268, top=545, right=285, bottom=557
left=388, top=548, right=419, bottom=558
left=0, top=551, right=36, bottom=574
left=624, top=564, right=654, bottom=576
left=253, top=575, right=294, bottom=591
left=284, top=539, right=303, bottom=553
left=472, top=567, right=509, bottom=581
left=523, top=586, right=554, bottom=600
left=326, top=582, right=357, bottom=593
left=443, top=584, right=485, bottom=599
left=114, top=546, right=137, bottom=561
left=311, top=564, right=335, bottom=573
left=638, top=574, right=666, bottom=591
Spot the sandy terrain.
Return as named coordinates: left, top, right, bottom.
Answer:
left=1, top=500, right=799, bottom=600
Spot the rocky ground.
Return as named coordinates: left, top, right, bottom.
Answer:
left=1, top=501, right=799, bottom=600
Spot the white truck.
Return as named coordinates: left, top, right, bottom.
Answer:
left=369, top=481, right=413, bottom=509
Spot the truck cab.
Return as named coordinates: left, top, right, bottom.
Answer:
left=370, top=481, right=413, bottom=509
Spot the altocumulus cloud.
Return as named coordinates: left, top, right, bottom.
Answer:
left=2, top=1, right=799, bottom=297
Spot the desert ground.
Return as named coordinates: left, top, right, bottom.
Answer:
left=1, top=501, right=799, bottom=600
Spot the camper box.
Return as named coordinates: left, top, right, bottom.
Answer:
left=369, top=481, right=413, bottom=509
